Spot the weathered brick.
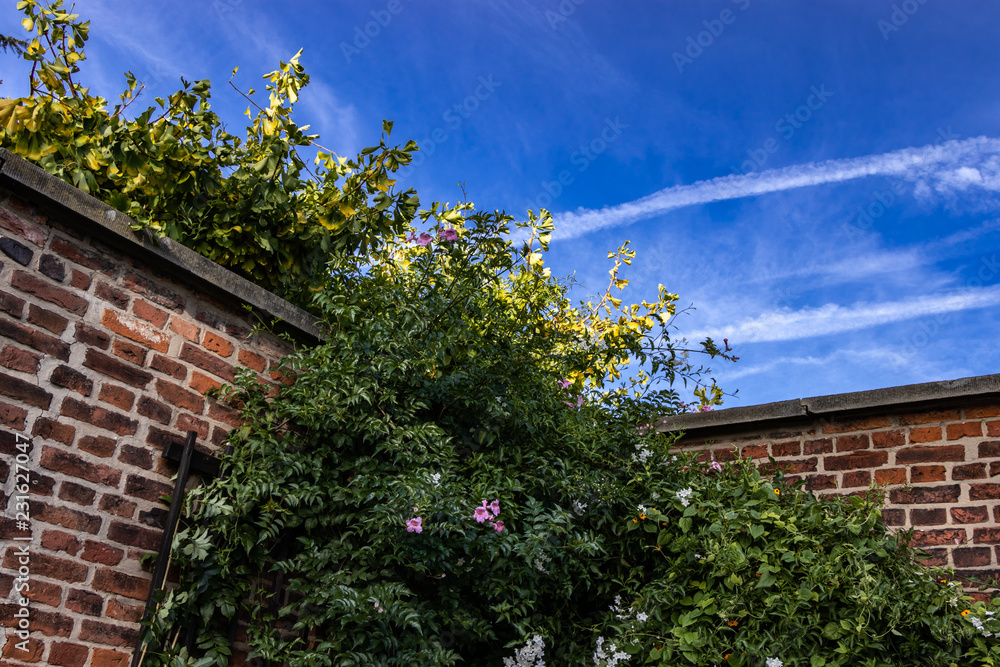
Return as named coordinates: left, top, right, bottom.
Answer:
left=81, top=540, right=124, bottom=566
left=908, top=426, right=943, bottom=443
left=900, top=409, right=962, bottom=425
left=180, top=342, right=235, bottom=381
left=874, top=468, right=906, bottom=485
left=91, top=648, right=130, bottom=667
left=60, top=396, right=138, bottom=436
left=914, top=548, right=948, bottom=567
left=952, top=506, right=989, bottom=524
left=175, top=413, right=209, bottom=440
left=992, top=461, right=1000, bottom=477
left=102, top=309, right=170, bottom=352
left=118, top=444, right=154, bottom=470
left=971, top=484, right=1000, bottom=500
left=821, top=415, right=893, bottom=434
left=98, top=383, right=136, bottom=411
left=824, top=450, right=887, bottom=471
left=31, top=418, right=75, bottom=446
left=70, top=269, right=90, bottom=290
left=238, top=349, right=267, bottom=372
left=132, top=298, right=169, bottom=328
left=953, top=463, right=987, bottom=480
left=895, top=445, right=965, bottom=464
left=125, top=474, right=172, bottom=503
left=74, top=322, right=110, bottom=350
left=48, top=641, right=89, bottom=667
left=106, top=597, right=143, bottom=623
left=882, top=508, right=905, bottom=526
left=139, top=507, right=168, bottom=529
left=981, top=441, right=1000, bottom=458
left=910, top=508, right=946, bottom=525
left=0, top=371, right=52, bottom=408
left=974, top=527, right=1000, bottom=544
left=954, top=547, right=992, bottom=568
left=40, top=445, right=122, bottom=486
left=112, top=339, right=148, bottom=366
left=0, top=288, right=25, bottom=318
left=2, top=635, right=44, bottom=661
left=2, top=548, right=87, bottom=582
left=26, top=303, right=68, bottom=335
left=741, top=444, right=768, bottom=459
left=0, top=317, right=69, bottom=360
left=150, top=353, right=186, bottom=380
left=10, top=270, right=88, bottom=314
left=948, top=421, right=984, bottom=440
left=22, top=578, right=62, bottom=607
left=208, top=401, right=241, bottom=427
left=967, top=404, right=1000, bottom=419
left=841, top=470, right=870, bottom=488
left=871, top=430, right=904, bottom=449
left=890, top=485, right=960, bottom=504
left=31, top=501, right=101, bottom=533
left=50, top=365, right=93, bottom=397
left=0, top=344, right=41, bottom=373
left=835, top=434, right=869, bottom=452
left=122, top=272, right=184, bottom=311
left=909, top=528, right=967, bottom=547
left=136, top=396, right=171, bottom=425
left=169, top=317, right=200, bottom=342
left=92, top=568, right=150, bottom=601
left=0, top=206, right=46, bottom=245
left=910, top=465, right=946, bottom=483
left=79, top=619, right=139, bottom=647
left=98, top=495, right=136, bottom=520
left=108, top=521, right=162, bottom=551
left=50, top=236, right=117, bottom=273
left=83, top=349, right=152, bottom=388
left=195, top=310, right=248, bottom=339
left=38, top=254, right=66, bottom=282
left=78, top=435, right=116, bottom=458
left=3, top=608, right=74, bottom=637
left=805, top=474, right=837, bottom=491
left=190, top=370, right=223, bottom=395
left=57, top=481, right=96, bottom=507
left=203, top=331, right=235, bottom=358
left=146, top=425, right=179, bottom=451
left=155, top=378, right=204, bottom=412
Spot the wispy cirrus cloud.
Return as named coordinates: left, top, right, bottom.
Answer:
left=552, top=136, right=1000, bottom=240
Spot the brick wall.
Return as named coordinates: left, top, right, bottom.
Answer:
left=659, top=385, right=1000, bottom=584
left=0, top=150, right=321, bottom=667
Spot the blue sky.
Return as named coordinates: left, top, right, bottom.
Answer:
left=3, top=1, right=1000, bottom=408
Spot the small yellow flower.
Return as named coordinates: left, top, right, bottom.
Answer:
left=962, top=609, right=971, bottom=616
left=727, top=620, right=739, bottom=627
left=639, top=514, right=646, bottom=520
left=632, top=519, right=638, bottom=523
left=774, top=489, right=780, bottom=495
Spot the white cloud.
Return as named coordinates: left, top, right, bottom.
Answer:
left=550, top=136, right=1000, bottom=240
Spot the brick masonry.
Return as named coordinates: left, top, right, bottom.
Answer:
left=0, top=152, right=321, bottom=666
left=660, top=396, right=1000, bottom=584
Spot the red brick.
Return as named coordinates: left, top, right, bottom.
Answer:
left=952, top=506, right=989, bottom=524
left=909, top=528, right=967, bottom=547
left=821, top=415, right=893, bottom=433
left=971, top=484, right=1000, bottom=500
left=146, top=425, right=178, bottom=451
left=81, top=540, right=124, bottom=566
left=78, top=435, right=116, bottom=458
left=50, top=365, right=93, bottom=396
left=3, top=635, right=43, bottom=661
left=900, top=409, right=962, bottom=425
left=0, top=608, right=74, bottom=638
left=132, top=299, right=169, bottom=328
left=60, top=396, right=138, bottom=436
left=91, top=648, right=129, bottom=667
left=2, top=548, right=87, bottom=582
left=79, top=619, right=139, bottom=647
left=0, top=371, right=52, bottom=408
left=48, top=642, right=89, bottom=667
left=118, top=444, right=154, bottom=469
left=69, top=269, right=90, bottom=290
left=180, top=342, right=235, bottom=381
left=98, top=383, right=136, bottom=411
left=806, top=474, right=837, bottom=491
left=0, top=317, right=69, bottom=360
left=174, top=413, right=209, bottom=440
left=74, top=322, right=109, bottom=350
left=150, top=353, right=186, bottom=380
left=102, top=309, right=170, bottom=353
left=208, top=401, right=241, bottom=427
left=874, top=468, right=906, bottom=485
left=870, top=430, right=904, bottom=449
left=841, top=470, right=870, bottom=488
left=210, top=425, right=230, bottom=446
left=169, top=318, right=200, bottom=342
left=910, top=465, right=946, bottom=483
left=968, top=404, right=1000, bottom=419
left=94, top=281, right=129, bottom=309
left=10, top=270, right=88, bottom=314
left=908, top=426, right=942, bottom=443
left=882, top=508, right=905, bottom=526
left=953, top=463, right=987, bottom=480
left=954, top=547, right=993, bottom=568
left=32, top=501, right=101, bottom=534
left=203, top=331, right=235, bottom=358
left=824, top=450, right=887, bottom=471
left=910, top=508, right=946, bottom=525
left=92, top=568, right=150, bottom=601
left=914, top=548, right=948, bottom=567
left=50, top=237, right=116, bottom=273
left=976, top=527, right=1000, bottom=544
left=22, top=578, right=61, bottom=607
left=105, top=597, right=143, bottom=622
left=741, top=444, right=768, bottom=459
left=0, top=344, right=41, bottom=373
left=983, top=441, right=1000, bottom=458
left=835, top=434, right=869, bottom=452
left=947, top=421, right=984, bottom=440
left=40, top=446, right=122, bottom=486
left=134, top=396, right=170, bottom=425
left=890, top=485, right=960, bottom=504
left=190, top=370, right=223, bottom=395
left=122, top=272, right=185, bottom=310
left=895, top=445, right=965, bottom=464
left=155, top=378, right=204, bottom=412
left=98, top=495, right=136, bottom=520
left=238, top=349, right=267, bottom=372
left=38, top=253, right=66, bottom=282
left=26, top=303, right=68, bottom=335
left=108, top=521, right=161, bottom=551
left=83, top=349, right=152, bottom=388
left=31, top=418, right=75, bottom=446
left=992, top=461, right=1000, bottom=477
left=0, top=400, right=28, bottom=429
left=125, top=474, right=172, bottom=503
left=195, top=310, right=248, bottom=339
left=0, top=288, right=25, bottom=318
left=0, top=206, right=46, bottom=245
left=57, top=481, right=96, bottom=507
left=112, top=339, right=147, bottom=366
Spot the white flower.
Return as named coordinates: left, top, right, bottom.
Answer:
left=573, top=499, right=588, bottom=515
left=635, top=611, right=648, bottom=623
left=766, top=658, right=783, bottom=667
left=504, top=635, right=545, bottom=667
left=430, top=472, right=441, bottom=487
left=676, top=487, right=694, bottom=507
left=637, top=504, right=647, bottom=514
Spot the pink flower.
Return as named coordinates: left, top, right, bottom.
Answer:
left=491, top=520, right=504, bottom=533
left=557, top=378, right=571, bottom=389
left=415, top=233, right=433, bottom=247
left=489, top=500, right=500, bottom=516
left=708, top=461, right=723, bottom=472
left=563, top=395, right=585, bottom=408
left=406, top=517, right=423, bottom=533
left=473, top=503, right=492, bottom=523
left=438, top=228, right=458, bottom=241
left=697, top=405, right=714, bottom=413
